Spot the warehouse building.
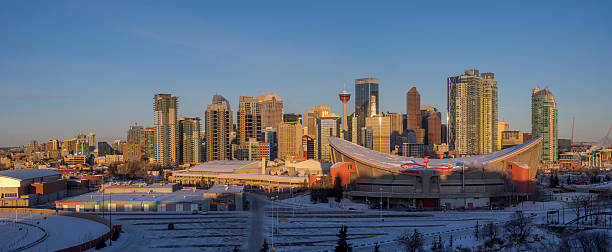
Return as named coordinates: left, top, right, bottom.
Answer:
left=0, top=169, right=67, bottom=207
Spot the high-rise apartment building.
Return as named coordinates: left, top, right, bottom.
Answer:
left=447, top=69, right=498, bottom=156
left=154, top=94, right=179, bottom=166
left=531, top=87, right=558, bottom=163
left=278, top=122, right=303, bottom=160
left=234, top=138, right=270, bottom=161
left=497, top=121, right=509, bottom=151
left=257, top=92, right=284, bottom=130
left=355, top=78, right=379, bottom=144
left=205, top=95, right=233, bottom=161
left=237, top=96, right=262, bottom=144
left=316, top=114, right=340, bottom=161
left=143, top=127, right=155, bottom=158
left=406, top=87, right=421, bottom=131
left=179, top=117, right=201, bottom=165
left=366, top=115, right=391, bottom=154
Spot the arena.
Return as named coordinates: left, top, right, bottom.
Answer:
left=328, top=136, right=542, bottom=209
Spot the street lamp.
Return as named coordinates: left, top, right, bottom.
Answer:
left=379, top=187, right=383, bottom=222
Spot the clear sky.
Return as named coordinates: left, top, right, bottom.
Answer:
left=1, top=1, right=611, bottom=146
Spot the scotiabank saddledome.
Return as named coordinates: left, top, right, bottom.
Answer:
left=328, top=136, right=542, bottom=209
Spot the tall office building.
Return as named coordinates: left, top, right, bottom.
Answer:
left=497, top=121, right=510, bottom=151
left=349, top=113, right=359, bottom=144
left=385, top=113, right=404, bottom=151
left=262, top=127, right=277, bottom=160
left=257, top=92, right=284, bottom=130
left=355, top=78, right=379, bottom=144
left=316, top=114, right=340, bottom=161
left=87, top=132, right=96, bottom=148
left=447, top=69, right=498, bottom=156
left=205, top=95, right=233, bottom=161
left=237, top=96, right=262, bottom=144
left=427, top=113, right=442, bottom=145
left=303, top=110, right=315, bottom=137
left=365, top=115, right=391, bottom=154
left=153, top=94, right=178, bottom=166
left=97, top=142, right=113, bottom=156
left=278, top=122, right=303, bottom=160
left=302, top=135, right=315, bottom=160
left=179, top=117, right=201, bottom=164
left=406, top=87, right=421, bottom=131
left=531, top=87, right=558, bottom=163
left=25, top=140, right=38, bottom=155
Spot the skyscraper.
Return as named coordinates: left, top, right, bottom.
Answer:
left=257, top=92, right=284, bottom=130
left=427, top=113, right=441, bottom=145
left=206, top=95, right=233, bottom=161
left=237, top=96, right=262, bottom=144
left=303, top=109, right=315, bottom=137
left=531, top=87, right=558, bottom=163
left=447, top=69, right=498, bottom=156
left=87, top=132, right=96, bottom=149
left=316, top=114, right=340, bottom=161
left=154, top=94, right=179, bottom=166
left=179, top=117, right=201, bottom=164
left=355, top=78, right=379, bottom=144
left=385, top=113, right=403, bottom=151
left=143, top=127, right=155, bottom=158
left=278, top=121, right=303, bottom=160
left=366, top=115, right=391, bottom=154
left=406, top=87, right=421, bottom=131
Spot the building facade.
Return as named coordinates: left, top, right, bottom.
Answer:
left=447, top=69, right=498, bottom=156
left=531, top=87, right=558, bottom=163
left=257, top=92, right=284, bottom=130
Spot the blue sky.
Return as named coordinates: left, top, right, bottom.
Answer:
left=1, top=1, right=611, bottom=146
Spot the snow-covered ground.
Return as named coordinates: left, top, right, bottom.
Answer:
left=85, top=192, right=595, bottom=252
left=0, top=213, right=108, bottom=251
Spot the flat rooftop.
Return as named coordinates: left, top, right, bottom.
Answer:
left=188, top=160, right=260, bottom=173
left=56, top=188, right=206, bottom=204
left=0, top=169, right=60, bottom=180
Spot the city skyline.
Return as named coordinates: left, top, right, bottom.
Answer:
left=1, top=1, right=611, bottom=146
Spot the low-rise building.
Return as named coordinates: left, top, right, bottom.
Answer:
left=0, top=169, right=67, bottom=207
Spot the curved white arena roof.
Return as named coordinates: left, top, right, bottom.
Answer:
left=328, top=136, right=542, bottom=171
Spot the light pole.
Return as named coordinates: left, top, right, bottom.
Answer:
left=379, top=187, right=383, bottom=222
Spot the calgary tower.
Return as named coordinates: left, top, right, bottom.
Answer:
left=339, top=88, right=351, bottom=134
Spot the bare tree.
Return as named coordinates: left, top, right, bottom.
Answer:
left=398, top=229, right=424, bottom=252
left=505, top=211, right=533, bottom=244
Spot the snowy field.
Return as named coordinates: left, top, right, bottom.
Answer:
left=86, top=193, right=596, bottom=252
left=0, top=213, right=108, bottom=251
